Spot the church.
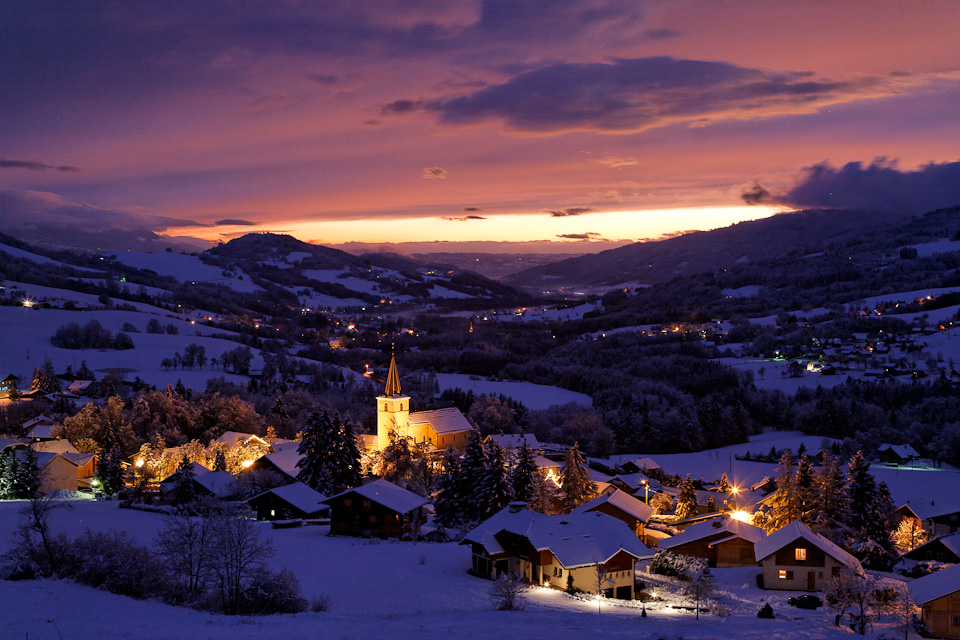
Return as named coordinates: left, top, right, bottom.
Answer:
left=375, top=355, right=473, bottom=453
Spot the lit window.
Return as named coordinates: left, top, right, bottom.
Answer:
left=795, top=548, right=807, bottom=561
left=270, top=509, right=275, bottom=517
left=779, top=570, right=787, bottom=579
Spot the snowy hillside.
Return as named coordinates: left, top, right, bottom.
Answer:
left=435, top=373, right=592, bottom=410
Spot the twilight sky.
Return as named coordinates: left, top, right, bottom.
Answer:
left=2, top=1, right=960, bottom=252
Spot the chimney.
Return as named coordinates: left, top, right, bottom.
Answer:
left=508, top=501, right=527, bottom=513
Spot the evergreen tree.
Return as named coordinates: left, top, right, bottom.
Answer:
left=331, top=415, right=362, bottom=493
left=768, top=449, right=801, bottom=531
left=94, top=416, right=127, bottom=494
left=526, top=469, right=555, bottom=514
left=76, top=360, right=94, bottom=380
left=32, top=357, right=61, bottom=394
left=213, top=449, right=227, bottom=472
left=558, top=443, right=596, bottom=513
left=459, top=430, right=488, bottom=522
left=0, top=449, right=15, bottom=498
left=847, top=451, right=876, bottom=533
left=811, top=452, right=849, bottom=539
left=847, top=452, right=897, bottom=569
left=717, top=472, right=731, bottom=493
left=796, top=454, right=815, bottom=524
left=675, top=474, right=698, bottom=520
left=7, top=447, right=41, bottom=499
left=479, top=441, right=512, bottom=520
left=510, top=441, right=539, bottom=503
left=174, top=455, right=197, bottom=506
left=434, top=449, right=465, bottom=527
left=296, top=412, right=337, bottom=494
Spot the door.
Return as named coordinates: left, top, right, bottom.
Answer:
left=807, top=571, right=816, bottom=590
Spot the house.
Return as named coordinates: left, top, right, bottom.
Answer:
left=192, top=470, right=240, bottom=499
left=754, top=520, right=863, bottom=591
left=571, top=488, right=653, bottom=540
left=214, top=430, right=271, bottom=450
left=61, top=452, right=96, bottom=488
left=247, top=482, right=328, bottom=521
left=248, top=447, right=303, bottom=480
left=0, top=373, right=20, bottom=397
left=462, top=504, right=649, bottom=600
left=909, top=562, right=960, bottom=640
left=905, top=533, right=960, bottom=565
left=66, top=379, right=95, bottom=395
left=25, top=422, right=58, bottom=441
left=21, top=414, right=55, bottom=433
left=375, top=356, right=473, bottom=452
left=322, top=479, right=429, bottom=539
left=13, top=450, right=78, bottom=493
left=877, top=443, right=920, bottom=464
left=619, top=457, right=661, bottom=474
left=485, top=433, right=541, bottom=454
left=658, top=517, right=766, bottom=567
left=904, top=499, right=960, bottom=537
left=159, top=461, right=210, bottom=495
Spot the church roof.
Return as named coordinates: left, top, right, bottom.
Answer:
left=409, top=407, right=473, bottom=434
left=384, top=354, right=401, bottom=397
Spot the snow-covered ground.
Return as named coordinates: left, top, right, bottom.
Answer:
left=110, top=251, right=262, bottom=293
left=435, top=373, right=592, bottom=410
left=722, top=285, right=763, bottom=298
left=0, top=498, right=910, bottom=640
left=904, top=238, right=960, bottom=257
left=0, top=241, right=103, bottom=274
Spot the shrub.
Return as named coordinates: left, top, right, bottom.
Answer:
left=758, top=603, right=774, bottom=618
left=311, top=594, right=332, bottom=612
left=238, top=567, right=308, bottom=615
left=650, top=550, right=704, bottom=579
left=490, top=572, right=527, bottom=611
left=66, top=530, right=169, bottom=599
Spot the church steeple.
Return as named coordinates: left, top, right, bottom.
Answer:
left=384, top=353, right=401, bottom=397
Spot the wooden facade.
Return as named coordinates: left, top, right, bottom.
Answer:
left=761, top=536, right=842, bottom=591
left=920, top=592, right=960, bottom=640
left=905, top=536, right=960, bottom=564
left=666, top=533, right=757, bottom=568
left=247, top=492, right=326, bottom=521
left=325, top=492, right=423, bottom=539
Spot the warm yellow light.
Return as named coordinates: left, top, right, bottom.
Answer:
left=730, top=510, right=752, bottom=523
left=135, top=459, right=144, bottom=467
left=241, top=459, right=254, bottom=468
left=731, top=486, right=739, bottom=494
left=22, top=299, right=33, bottom=308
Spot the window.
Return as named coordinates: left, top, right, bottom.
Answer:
left=363, top=499, right=371, bottom=509
left=553, top=567, right=563, bottom=577
left=270, top=509, right=275, bottom=517
left=779, top=570, right=794, bottom=580
left=344, top=498, right=352, bottom=507
left=795, top=548, right=807, bottom=561
left=368, top=514, right=377, bottom=523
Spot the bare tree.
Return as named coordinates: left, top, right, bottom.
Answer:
left=10, top=494, right=71, bottom=577
left=207, top=503, right=275, bottom=614
left=594, top=560, right=614, bottom=613
left=154, top=506, right=215, bottom=601
left=873, top=582, right=917, bottom=640
left=679, top=559, right=714, bottom=620
left=825, top=567, right=877, bottom=634
left=490, top=571, right=527, bottom=610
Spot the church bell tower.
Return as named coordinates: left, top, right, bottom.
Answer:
left=377, top=354, right=410, bottom=452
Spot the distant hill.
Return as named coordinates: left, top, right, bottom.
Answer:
left=504, top=208, right=915, bottom=293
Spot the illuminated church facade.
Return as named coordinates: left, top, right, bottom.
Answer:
left=376, top=355, right=473, bottom=453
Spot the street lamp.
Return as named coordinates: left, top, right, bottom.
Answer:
left=641, top=479, right=649, bottom=504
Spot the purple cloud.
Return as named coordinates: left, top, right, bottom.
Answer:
left=1, top=159, right=79, bottom=172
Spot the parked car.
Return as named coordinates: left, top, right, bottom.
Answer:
left=787, top=595, right=823, bottom=610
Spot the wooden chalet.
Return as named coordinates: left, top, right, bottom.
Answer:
left=0, top=373, right=20, bottom=397
left=247, top=482, right=328, bottom=521
left=754, top=520, right=863, bottom=591
left=192, top=470, right=240, bottom=499
left=658, top=517, right=765, bottom=567
left=910, top=562, right=960, bottom=639
left=322, top=479, right=429, bottom=539
left=571, top=487, right=653, bottom=541
left=462, top=504, right=650, bottom=600
left=902, top=499, right=960, bottom=537
left=877, top=443, right=920, bottom=465
left=905, top=533, right=960, bottom=565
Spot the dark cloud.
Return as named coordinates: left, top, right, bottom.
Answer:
left=544, top=206, right=595, bottom=217
left=463, top=206, right=483, bottom=212
left=643, top=28, right=682, bottom=41
left=443, top=215, right=487, bottom=221
left=557, top=232, right=602, bottom=240
left=741, top=182, right=773, bottom=205
left=1, top=159, right=79, bottom=172
left=381, top=99, right=425, bottom=115
left=306, top=73, right=338, bottom=85
left=215, top=218, right=257, bottom=226
left=423, top=167, right=448, bottom=179
left=778, top=158, right=960, bottom=214
left=422, top=56, right=874, bottom=133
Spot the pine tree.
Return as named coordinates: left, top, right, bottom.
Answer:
left=296, top=412, right=337, bottom=494
left=718, top=472, right=731, bottom=493
left=526, top=469, right=555, bottom=514
left=558, top=443, right=596, bottom=513
left=796, top=454, right=815, bottom=524
left=847, top=452, right=897, bottom=569
left=479, top=441, right=512, bottom=519
left=76, top=360, right=94, bottom=380
left=331, top=415, right=362, bottom=493
left=174, top=455, right=197, bottom=506
left=434, top=449, right=465, bottom=527
left=32, top=357, right=61, bottom=394
left=510, top=441, right=539, bottom=503
left=459, top=430, right=488, bottom=522
left=94, top=416, right=127, bottom=495
left=768, top=449, right=801, bottom=531
left=811, top=452, right=849, bottom=540
left=847, top=451, right=876, bottom=533
left=0, top=449, right=14, bottom=499
left=213, top=449, right=227, bottom=472
left=675, top=474, right=698, bottom=520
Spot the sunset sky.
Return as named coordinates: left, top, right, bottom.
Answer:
left=3, top=1, right=960, bottom=252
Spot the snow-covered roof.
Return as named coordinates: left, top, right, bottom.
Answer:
left=572, top=488, right=653, bottom=523
left=31, top=439, right=78, bottom=455
left=486, top=433, right=540, bottom=450
left=903, top=497, right=960, bottom=521
left=61, top=452, right=95, bottom=467
left=625, top=457, right=661, bottom=471
left=754, top=520, right=862, bottom=572
left=323, top=479, right=430, bottom=514
left=877, top=443, right=920, bottom=458
left=26, top=423, right=57, bottom=440
left=67, top=380, right=93, bottom=391
left=660, top=517, right=765, bottom=550
left=22, top=415, right=53, bottom=429
left=409, top=407, right=472, bottom=434
left=909, top=562, right=960, bottom=606
left=908, top=532, right=960, bottom=559
left=249, top=482, right=327, bottom=514
left=160, top=461, right=210, bottom=484
left=0, top=438, right=24, bottom=450
left=534, top=455, right=561, bottom=469
left=215, top=430, right=269, bottom=448
left=464, top=506, right=650, bottom=569
left=193, top=470, right=238, bottom=498
left=610, top=473, right=660, bottom=492
left=259, top=447, right=304, bottom=478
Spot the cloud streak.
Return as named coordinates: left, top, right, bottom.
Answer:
left=423, top=167, right=448, bottom=179
left=1, top=159, right=79, bottom=172
left=544, top=206, right=595, bottom=217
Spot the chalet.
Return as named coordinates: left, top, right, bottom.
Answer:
left=877, top=443, right=920, bottom=465
left=620, top=457, right=661, bottom=474
left=214, top=430, right=271, bottom=450
left=322, top=479, right=429, bottom=539
left=0, top=373, right=20, bottom=397
left=571, top=488, right=653, bottom=540
left=909, top=562, right=960, bottom=640
left=14, top=450, right=78, bottom=493
left=249, top=447, right=303, bottom=480
left=906, top=499, right=960, bottom=537
left=21, top=414, right=55, bottom=434
left=754, top=520, right=863, bottom=591
left=25, top=422, right=58, bottom=441
left=659, top=517, right=765, bottom=568
left=462, top=504, right=649, bottom=600
left=61, top=452, right=96, bottom=488
left=485, top=433, right=541, bottom=455
left=905, top=533, right=960, bottom=565
left=159, top=461, right=210, bottom=496
left=66, top=380, right=95, bottom=395
left=375, top=356, right=473, bottom=452
left=608, top=473, right=660, bottom=498
left=247, top=482, right=328, bottom=521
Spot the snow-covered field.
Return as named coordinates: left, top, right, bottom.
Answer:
left=435, top=373, right=592, bottom=410
left=0, top=498, right=906, bottom=640
left=110, top=251, right=262, bottom=293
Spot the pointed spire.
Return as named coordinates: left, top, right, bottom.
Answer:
left=384, top=353, right=401, bottom=397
